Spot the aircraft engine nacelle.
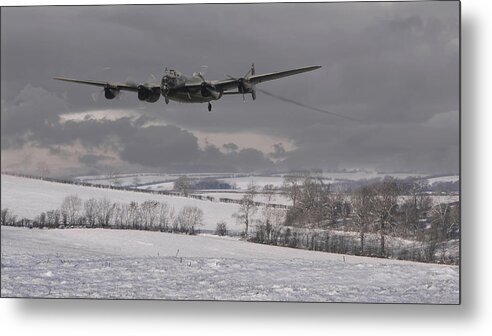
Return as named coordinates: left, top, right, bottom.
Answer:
left=237, top=78, right=255, bottom=100
left=104, top=87, right=120, bottom=100
left=200, top=82, right=221, bottom=100
left=137, top=85, right=160, bottom=103
left=238, top=79, right=253, bottom=93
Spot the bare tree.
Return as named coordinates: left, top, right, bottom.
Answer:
left=1, top=208, right=9, bottom=226
left=262, top=184, right=276, bottom=204
left=398, top=181, right=432, bottom=239
left=174, top=175, right=192, bottom=196
left=430, top=202, right=457, bottom=242
left=352, top=185, right=376, bottom=255
left=60, top=194, right=82, bottom=225
left=269, top=207, right=286, bottom=245
left=158, top=202, right=172, bottom=231
left=285, top=174, right=330, bottom=229
left=372, top=181, right=399, bottom=257
left=46, top=209, right=60, bottom=228
left=282, top=173, right=304, bottom=207
left=128, top=201, right=140, bottom=229
left=259, top=184, right=276, bottom=240
left=140, top=200, right=159, bottom=230
left=84, top=198, right=98, bottom=228
left=96, top=198, right=115, bottom=228
left=233, top=181, right=257, bottom=237
left=176, top=206, right=204, bottom=234
left=448, top=203, right=460, bottom=240
left=112, top=203, right=125, bottom=229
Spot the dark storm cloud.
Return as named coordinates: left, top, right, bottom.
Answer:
left=1, top=84, right=274, bottom=172
left=119, top=124, right=200, bottom=166
left=1, top=2, right=459, bottom=174
left=282, top=111, right=459, bottom=172
left=222, top=143, right=239, bottom=153
left=269, top=143, right=287, bottom=160
left=1, top=84, right=68, bottom=149
left=195, top=144, right=274, bottom=172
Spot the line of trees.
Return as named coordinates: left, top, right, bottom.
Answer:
left=232, top=174, right=459, bottom=264
left=2, top=195, right=205, bottom=235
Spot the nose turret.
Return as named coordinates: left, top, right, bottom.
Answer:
left=161, top=75, right=177, bottom=95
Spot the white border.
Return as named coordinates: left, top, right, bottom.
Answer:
left=1, top=0, right=491, bottom=335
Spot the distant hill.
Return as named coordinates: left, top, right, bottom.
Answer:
left=1, top=174, right=241, bottom=231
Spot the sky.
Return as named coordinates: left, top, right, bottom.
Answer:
left=0, top=1, right=460, bottom=176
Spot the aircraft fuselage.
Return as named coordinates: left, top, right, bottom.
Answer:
left=161, top=70, right=223, bottom=103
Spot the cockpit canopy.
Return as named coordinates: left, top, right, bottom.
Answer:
left=165, top=68, right=181, bottom=77
left=162, top=69, right=185, bottom=89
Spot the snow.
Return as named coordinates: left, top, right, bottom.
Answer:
left=1, top=174, right=241, bottom=231
left=200, top=192, right=292, bottom=205
left=319, top=172, right=426, bottom=181
left=138, top=181, right=175, bottom=190
left=426, top=175, right=460, bottom=185
left=219, top=176, right=285, bottom=190
left=1, top=226, right=459, bottom=303
left=399, top=195, right=460, bottom=205
left=76, top=174, right=175, bottom=187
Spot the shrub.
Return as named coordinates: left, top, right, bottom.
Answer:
left=215, top=221, right=228, bottom=236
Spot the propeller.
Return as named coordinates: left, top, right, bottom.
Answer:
left=90, top=90, right=102, bottom=103
left=200, top=81, right=220, bottom=99
left=244, top=62, right=255, bottom=78
left=145, top=73, right=158, bottom=85
left=90, top=82, right=123, bottom=103
left=125, top=76, right=138, bottom=88
left=199, top=65, right=208, bottom=77
left=225, top=75, right=250, bottom=102
left=226, top=63, right=256, bottom=101
left=88, top=66, right=114, bottom=103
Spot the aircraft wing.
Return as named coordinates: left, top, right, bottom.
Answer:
left=53, top=77, right=157, bottom=92
left=211, top=65, right=322, bottom=91
left=248, top=65, right=321, bottom=85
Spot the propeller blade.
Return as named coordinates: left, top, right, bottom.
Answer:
left=90, top=89, right=103, bottom=103
left=200, top=65, right=208, bottom=77
left=146, top=73, right=158, bottom=84
left=125, top=77, right=138, bottom=88
left=90, top=91, right=100, bottom=103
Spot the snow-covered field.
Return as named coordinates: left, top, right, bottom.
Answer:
left=0, top=226, right=459, bottom=303
left=200, top=192, right=291, bottom=205
left=426, top=175, right=460, bottom=185
left=219, top=176, right=285, bottom=190
left=138, top=181, right=175, bottom=191
left=1, top=175, right=241, bottom=231
left=74, top=172, right=458, bottom=191
left=1, top=175, right=459, bottom=232
left=76, top=174, right=174, bottom=187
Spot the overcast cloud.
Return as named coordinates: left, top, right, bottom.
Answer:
left=1, top=2, right=459, bottom=176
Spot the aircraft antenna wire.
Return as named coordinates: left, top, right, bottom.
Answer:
left=257, top=88, right=362, bottom=122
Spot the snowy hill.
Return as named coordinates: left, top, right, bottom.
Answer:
left=1, top=174, right=241, bottom=231
left=1, top=226, right=459, bottom=303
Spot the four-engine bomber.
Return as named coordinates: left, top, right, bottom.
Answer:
left=55, top=64, right=321, bottom=111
